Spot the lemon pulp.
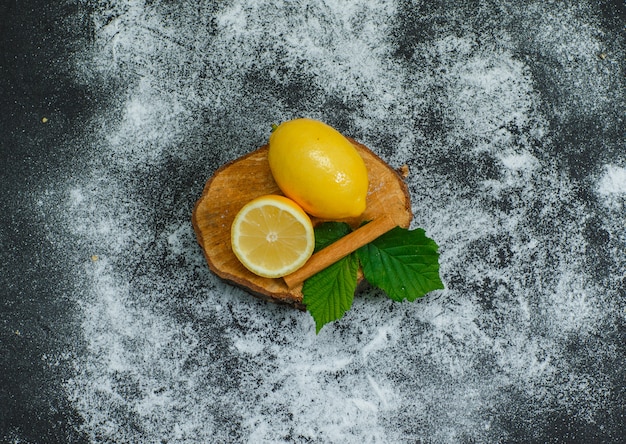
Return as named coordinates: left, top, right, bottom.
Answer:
left=231, top=195, right=315, bottom=278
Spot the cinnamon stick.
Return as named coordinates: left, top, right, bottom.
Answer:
left=283, top=214, right=397, bottom=289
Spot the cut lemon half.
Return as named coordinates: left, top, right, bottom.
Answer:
left=231, top=195, right=315, bottom=278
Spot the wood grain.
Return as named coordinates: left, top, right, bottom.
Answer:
left=191, top=138, right=412, bottom=310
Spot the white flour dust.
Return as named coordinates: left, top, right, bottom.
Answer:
left=40, top=0, right=626, bottom=442
left=598, top=164, right=626, bottom=196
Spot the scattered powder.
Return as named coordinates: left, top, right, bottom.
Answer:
left=499, top=152, right=540, bottom=171
left=598, top=164, right=626, bottom=195
left=37, top=0, right=626, bottom=442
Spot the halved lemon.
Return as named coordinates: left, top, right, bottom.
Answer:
left=231, top=195, right=315, bottom=278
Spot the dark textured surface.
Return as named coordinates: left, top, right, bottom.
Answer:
left=1, top=1, right=625, bottom=442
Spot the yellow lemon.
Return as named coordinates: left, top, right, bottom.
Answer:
left=231, top=195, right=315, bottom=278
left=268, top=118, right=369, bottom=219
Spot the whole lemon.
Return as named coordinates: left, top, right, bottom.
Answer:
left=268, top=118, right=369, bottom=219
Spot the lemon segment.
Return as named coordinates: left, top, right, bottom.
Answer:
left=231, top=195, right=315, bottom=278
left=268, top=118, right=369, bottom=219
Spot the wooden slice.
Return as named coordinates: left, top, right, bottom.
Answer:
left=191, top=138, right=412, bottom=310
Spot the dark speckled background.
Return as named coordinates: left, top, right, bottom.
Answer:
left=1, top=1, right=625, bottom=443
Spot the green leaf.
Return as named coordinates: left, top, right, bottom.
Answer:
left=302, top=222, right=356, bottom=333
left=312, top=221, right=352, bottom=251
left=357, top=227, right=444, bottom=302
left=303, top=253, right=359, bottom=333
